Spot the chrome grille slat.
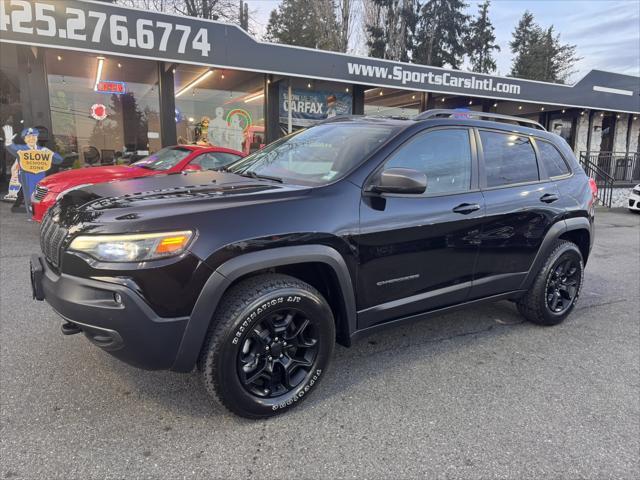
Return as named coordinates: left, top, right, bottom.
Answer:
left=33, top=185, right=48, bottom=201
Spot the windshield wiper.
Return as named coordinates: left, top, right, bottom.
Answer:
left=237, top=170, right=283, bottom=183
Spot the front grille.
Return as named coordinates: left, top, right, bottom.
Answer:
left=33, top=185, right=49, bottom=201
left=40, top=213, right=68, bottom=269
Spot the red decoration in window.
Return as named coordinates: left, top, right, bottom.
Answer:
left=91, top=104, right=108, bottom=121
left=95, top=81, right=126, bottom=95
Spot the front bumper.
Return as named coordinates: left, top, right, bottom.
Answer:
left=30, top=255, right=189, bottom=370
left=628, top=193, right=640, bottom=211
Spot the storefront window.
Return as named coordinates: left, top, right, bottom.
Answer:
left=0, top=43, right=25, bottom=181
left=46, top=50, right=161, bottom=168
left=278, top=78, right=353, bottom=135
left=174, top=66, right=264, bottom=154
left=549, top=113, right=576, bottom=147
left=364, top=88, right=420, bottom=118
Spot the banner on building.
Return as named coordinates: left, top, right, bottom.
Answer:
left=279, top=86, right=352, bottom=127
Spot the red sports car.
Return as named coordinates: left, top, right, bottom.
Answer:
left=30, top=145, right=243, bottom=222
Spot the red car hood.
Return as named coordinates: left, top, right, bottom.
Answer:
left=39, top=165, right=157, bottom=192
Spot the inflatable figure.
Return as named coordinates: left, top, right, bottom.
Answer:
left=228, top=115, right=244, bottom=152
left=209, top=107, right=228, bottom=147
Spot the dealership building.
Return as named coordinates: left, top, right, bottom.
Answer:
left=1, top=0, right=639, bottom=203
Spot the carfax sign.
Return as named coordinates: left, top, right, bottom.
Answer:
left=0, top=0, right=638, bottom=113
left=279, top=85, right=352, bottom=127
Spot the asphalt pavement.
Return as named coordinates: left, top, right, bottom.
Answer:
left=1, top=203, right=639, bottom=479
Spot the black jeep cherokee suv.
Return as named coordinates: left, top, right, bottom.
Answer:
left=31, top=110, right=595, bottom=418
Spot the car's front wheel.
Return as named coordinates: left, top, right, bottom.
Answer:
left=517, top=240, right=584, bottom=326
left=198, top=273, right=335, bottom=418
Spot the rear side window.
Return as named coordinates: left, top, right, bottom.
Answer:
left=480, top=131, right=539, bottom=187
left=536, top=140, right=570, bottom=177
left=385, top=128, right=472, bottom=194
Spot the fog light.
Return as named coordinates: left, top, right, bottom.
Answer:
left=114, top=292, right=123, bottom=304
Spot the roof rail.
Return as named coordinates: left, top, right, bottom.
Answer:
left=414, top=109, right=546, bottom=131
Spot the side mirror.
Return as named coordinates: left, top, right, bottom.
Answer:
left=183, top=163, right=203, bottom=172
left=371, top=168, right=427, bottom=195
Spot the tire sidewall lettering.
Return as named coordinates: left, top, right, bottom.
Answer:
left=231, top=295, right=301, bottom=345
left=271, top=369, right=322, bottom=411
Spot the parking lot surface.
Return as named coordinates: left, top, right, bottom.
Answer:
left=1, top=203, right=639, bottom=479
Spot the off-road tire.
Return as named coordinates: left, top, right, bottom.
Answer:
left=517, top=240, right=584, bottom=326
left=197, top=273, right=335, bottom=418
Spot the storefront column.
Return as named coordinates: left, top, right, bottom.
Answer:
left=613, top=114, right=629, bottom=152
left=586, top=110, right=595, bottom=152
left=419, top=92, right=427, bottom=112
left=625, top=114, right=634, bottom=153
left=158, top=62, right=177, bottom=147
left=628, top=116, right=640, bottom=153
left=265, top=77, right=281, bottom=144
left=17, top=46, right=53, bottom=149
left=352, top=85, right=365, bottom=115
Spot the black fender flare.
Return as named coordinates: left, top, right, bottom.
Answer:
left=519, top=217, right=592, bottom=290
left=171, top=245, right=357, bottom=372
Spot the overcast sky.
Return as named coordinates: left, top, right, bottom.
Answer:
left=246, top=0, right=640, bottom=82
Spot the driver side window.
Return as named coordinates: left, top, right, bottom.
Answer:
left=385, top=128, right=472, bottom=195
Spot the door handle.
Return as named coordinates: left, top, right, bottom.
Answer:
left=452, top=203, right=481, bottom=214
left=540, top=193, right=559, bottom=203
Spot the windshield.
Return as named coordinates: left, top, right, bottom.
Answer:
left=227, top=123, right=398, bottom=186
left=132, top=147, right=191, bottom=171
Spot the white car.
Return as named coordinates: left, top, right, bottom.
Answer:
left=629, top=184, right=640, bottom=212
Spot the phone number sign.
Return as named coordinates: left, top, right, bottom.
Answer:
left=0, top=0, right=213, bottom=62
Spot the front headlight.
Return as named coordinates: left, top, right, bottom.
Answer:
left=68, top=231, right=193, bottom=262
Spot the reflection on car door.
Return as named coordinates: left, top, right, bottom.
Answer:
left=356, top=128, right=485, bottom=330
left=470, top=129, right=563, bottom=299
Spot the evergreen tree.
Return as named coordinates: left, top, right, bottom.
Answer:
left=412, top=0, right=469, bottom=69
left=265, top=0, right=341, bottom=51
left=364, top=0, right=387, bottom=58
left=465, top=0, right=500, bottom=73
left=509, top=11, right=538, bottom=80
left=364, top=0, right=419, bottom=62
left=509, top=12, right=580, bottom=83
left=541, top=26, right=580, bottom=83
left=239, top=0, right=249, bottom=31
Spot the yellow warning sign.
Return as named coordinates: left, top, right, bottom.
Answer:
left=18, top=150, right=53, bottom=174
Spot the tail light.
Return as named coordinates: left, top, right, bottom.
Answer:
left=588, top=177, right=598, bottom=198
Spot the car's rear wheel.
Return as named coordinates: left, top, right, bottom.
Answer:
left=517, top=240, right=584, bottom=326
left=198, top=273, right=335, bottom=418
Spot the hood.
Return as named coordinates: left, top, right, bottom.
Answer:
left=39, top=165, right=155, bottom=192
left=54, top=170, right=310, bottom=229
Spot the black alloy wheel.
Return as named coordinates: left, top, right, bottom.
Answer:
left=198, top=273, right=335, bottom=418
left=545, top=256, right=580, bottom=314
left=517, top=240, right=584, bottom=326
left=237, top=308, right=319, bottom=398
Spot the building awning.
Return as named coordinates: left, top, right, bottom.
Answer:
left=1, top=0, right=639, bottom=113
